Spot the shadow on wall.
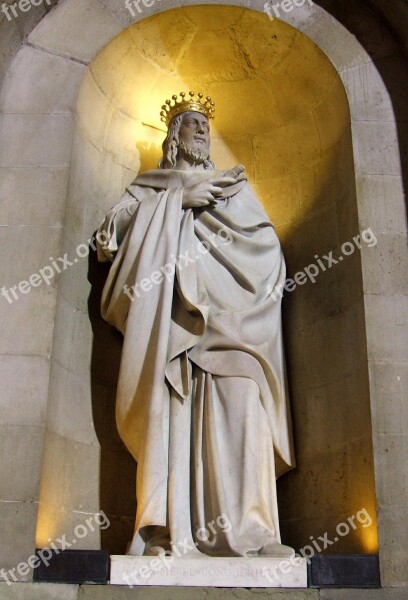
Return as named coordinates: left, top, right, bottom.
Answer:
left=137, top=140, right=162, bottom=172
left=87, top=245, right=136, bottom=554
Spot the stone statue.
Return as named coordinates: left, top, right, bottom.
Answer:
left=96, top=92, right=295, bottom=559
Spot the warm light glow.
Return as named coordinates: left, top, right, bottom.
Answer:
left=35, top=502, right=60, bottom=548
left=361, top=525, right=379, bottom=554
left=85, top=6, right=349, bottom=225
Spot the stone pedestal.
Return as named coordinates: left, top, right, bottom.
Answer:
left=110, top=555, right=308, bottom=587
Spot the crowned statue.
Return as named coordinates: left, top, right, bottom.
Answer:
left=96, top=92, right=295, bottom=558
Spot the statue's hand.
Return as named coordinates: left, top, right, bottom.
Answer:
left=182, top=177, right=237, bottom=208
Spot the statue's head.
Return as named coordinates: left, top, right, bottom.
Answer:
left=159, top=111, right=215, bottom=170
left=159, top=92, right=216, bottom=170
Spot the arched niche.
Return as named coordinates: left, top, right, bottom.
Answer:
left=37, top=5, right=377, bottom=556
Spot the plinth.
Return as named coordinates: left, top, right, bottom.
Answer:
left=110, top=555, right=307, bottom=587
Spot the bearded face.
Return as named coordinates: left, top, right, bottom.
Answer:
left=159, top=111, right=215, bottom=170
left=177, top=112, right=211, bottom=163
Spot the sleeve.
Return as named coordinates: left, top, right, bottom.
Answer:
left=96, top=188, right=139, bottom=263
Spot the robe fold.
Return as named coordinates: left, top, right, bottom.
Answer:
left=97, top=168, right=295, bottom=556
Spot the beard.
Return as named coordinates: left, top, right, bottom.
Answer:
left=178, top=139, right=210, bottom=163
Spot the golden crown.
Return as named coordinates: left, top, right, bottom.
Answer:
left=160, top=91, right=215, bottom=127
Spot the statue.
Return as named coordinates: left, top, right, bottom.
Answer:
left=96, top=92, right=295, bottom=559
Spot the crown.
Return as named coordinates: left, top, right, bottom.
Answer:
left=160, top=91, right=215, bottom=127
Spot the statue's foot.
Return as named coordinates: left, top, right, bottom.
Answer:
left=145, top=541, right=202, bottom=558
left=258, top=541, right=295, bottom=558
left=144, top=545, right=168, bottom=557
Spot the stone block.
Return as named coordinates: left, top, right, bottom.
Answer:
left=297, top=131, right=354, bottom=220
left=69, top=125, right=136, bottom=214
left=111, top=555, right=307, bottom=587
left=368, top=361, right=408, bottom=436
left=294, top=368, right=371, bottom=460
left=76, top=71, right=114, bottom=153
left=287, top=303, right=367, bottom=392
left=0, top=425, right=44, bottom=502
left=0, top=583, right=78, bottom=599
left=0, top=500, right=38, bottom=577
left=340, top=60, right=395, bottom=123
left=252, top=174, right=300, bottom=227
left=378, top=508, right=408, bottom=587
left=0, top=167, right=68, bottom=227
left=278, top=511, right=368, bottom=557
left=182, top=4, right=244, bottom=30
left=0, top=16, right=22, bottom=85
left=28, top=0, right=123, bottom=63
left=0, top=224, right=62, bottom=285
left=57, top=231, right=92, bottom=315
left=301, top=9, right=369, bottom=71
left=360, top=232, right=408, bottom=296
left=351, top=120, right=402, bottom=178
left=180, top=30, right=251, bottom=83
left=356, top=175, right=407, bottom=235
left=364, top=294, right=408, bottom=363
left=313, top=76, right=350, bottom=152
left=206, top=78, right=281, bottom=141
left=282, top=203, right=339, bottom=276
left=0, top=223, right=61, bottom=354
left=345, top=438, right=378, bottom=553
left=273, top=0, right=322, bottom=33
left=376, top=433, right=408, bottom=509
left=79, top=585, right=319, bottom=600
left=84, top=196, right=112, bottom=243
left=128, top=8, right=196, bottom=72
left=38, top=429, right=68, bottom=511
left=52, top=296, right=93, bottom=377
left=321, top=590, right=408, bottom=600
left=0, top=285, right=58, bottom=356
left=36, top=500, right=103, bottom=554
left=279, top=445, right=349, bottom=523
left=103, top=109, right=143, bottom=172
left=90, top=33, right=159, bottom=123
left=254, top=113, right=321, bottom=180
left=0, top=45, right=85, bottom=114
left=62, top=174, right=88, bottom=244
left=0, top=354, right=49, bottom=426
left=47, top=361, right=97, bottom=447
left=0, top=113, right=73, bottom=168
left=98, top=0, right=181, bottom=27
left=61, top=438, right=100, bottom=514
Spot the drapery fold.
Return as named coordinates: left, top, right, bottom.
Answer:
left=97, top=169, right=295, bottom=555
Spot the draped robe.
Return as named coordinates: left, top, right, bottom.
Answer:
left=97, top=168, right=295, bottom=557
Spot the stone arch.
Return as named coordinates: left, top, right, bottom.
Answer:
left=0, top=0, right=406, bottom=588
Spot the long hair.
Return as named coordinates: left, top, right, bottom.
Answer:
left=159, top=114, right=215, bottom=170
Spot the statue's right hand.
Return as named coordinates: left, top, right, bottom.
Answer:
left=182, top=177, right=237, bottom=208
